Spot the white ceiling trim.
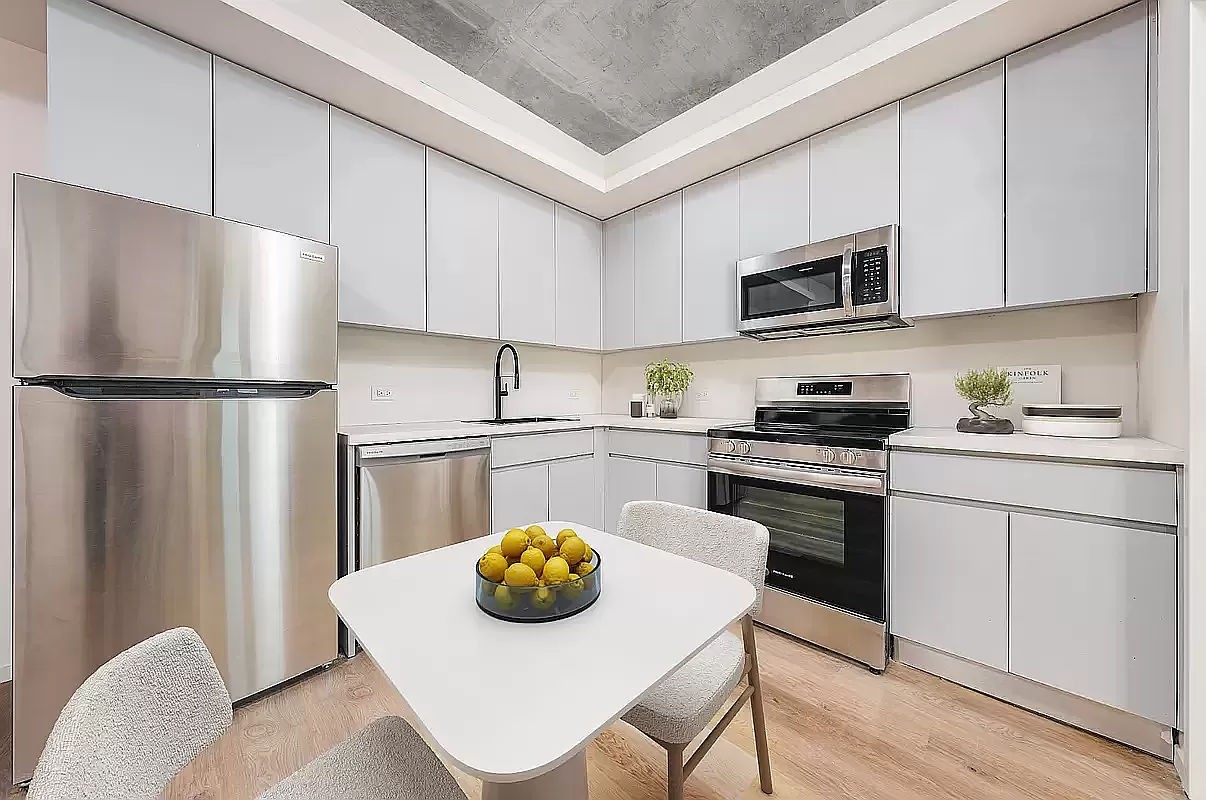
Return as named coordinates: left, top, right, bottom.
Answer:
left=96, top=0, right=1133, bottom=217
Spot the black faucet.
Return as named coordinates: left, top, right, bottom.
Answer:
left=494, top=343, right=520, bottom=421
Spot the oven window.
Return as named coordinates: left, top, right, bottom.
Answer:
left=741, top=255, right=842, bottom=320
left=733, top=486, right=845, bottom=566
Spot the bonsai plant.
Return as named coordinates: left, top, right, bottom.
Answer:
left=645, top=359, right=694, bottom=419
left=954, top=367, right=1014, bottom=434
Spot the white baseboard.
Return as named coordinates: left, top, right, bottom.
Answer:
left=0, top=663, right=12, bottom=683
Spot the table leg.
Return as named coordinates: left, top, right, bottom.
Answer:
left=481, top=749, right=588, bottom=800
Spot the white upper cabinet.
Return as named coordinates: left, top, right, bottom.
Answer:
left=426, top=150, right=500, bottom=340
left=900, top=62, right=1005, bottom=319
left=603, top=211, right=636, bottom=350
left=634, top=192, right=684, bottom=347
left=683, top=169, right=740, bottom=342
left=499, top=182, right=556, bottom=345
left=738, top=140, right=810, bottom=258
left=555, top=205, right=603, bottom=350
left=330, top=109, right=426, bottom=331
left=47, top=0, right=213, bottom=213
left=213, top=59, right=330, bottom=242
left=809, top=104, right=900, bottom=242
left=1005, top=4, right=1149, bottom=307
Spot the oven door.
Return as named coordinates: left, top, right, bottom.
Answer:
left=707, top=456, right=885, bottom=623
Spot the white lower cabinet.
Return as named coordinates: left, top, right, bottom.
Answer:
left=491, top=463, right=549, bottom=533
left=606, top=457, right=656, bottom=533
left=1008, top=513, right=1176, bottom=724
left=889, top=496, right=1009, bottom=670
left=654, top=463, right=707, bottom=510
left=549, top=456, right=602, bottom=530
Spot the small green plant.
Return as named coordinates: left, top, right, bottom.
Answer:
left=645, top=359, right=694, bottom=398
left=954, top=367, right=1013, bottom=420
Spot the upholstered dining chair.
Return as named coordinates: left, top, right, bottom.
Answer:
left=617, top=500, right=774, bottom=800
left=25, top=627, right=467, bottom=800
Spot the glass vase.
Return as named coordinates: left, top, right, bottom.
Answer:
left=657, top=393, right=682, bottom=419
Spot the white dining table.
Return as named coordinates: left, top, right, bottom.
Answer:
left=328, top=522, right=757, bottom=800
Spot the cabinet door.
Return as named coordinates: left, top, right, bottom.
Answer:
left=1005, top=4, right=1148, bottom=307
left=1009, top=513, right=1175, bottom=724
left=47, top=0, right=212, bottom=213
left=491, top=464, right=549, bottom=533
left=555, top=205, right=602, bottom=350
left=330, top=109, right=426, bottom=330
left=605, top=457, right=656, bottom=533
left=900, top=62, right=1005, bottom=318
left=213, top=59, right=330, bottom=242
left=738, top=139, right=810, bottom=258
left=499, top=182, right=555, bottom=345
left=654, top=463, right=707, bottom=510
left=603, top=211, right=635, bottom=350
left=549, top=456, right=602, bottom=530
left=683, top=170, right=739, bottom=342
left=634, top=192, right=684, bottom=347
left=809, top=104, right=899, bottom=241
left=889, top=497, right=1009, bottom=669
left=426, top=150, right=500, bottom=339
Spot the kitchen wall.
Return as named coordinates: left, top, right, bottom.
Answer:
left=603, top=300, right=1141, bottom=433
left=337, top=326, right=603, bottom=426
left=0, top=35, right=47, bottom=681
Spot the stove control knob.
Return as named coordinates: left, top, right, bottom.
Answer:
left=819, top=447, right=836, bottom=464
left=737, top=441, right=752, bottom=456
left=721, top=440, right=736, bottom=454
left=839, top=450, right=857, bottom=466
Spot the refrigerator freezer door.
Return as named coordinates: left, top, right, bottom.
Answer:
left=12, top=385, right=338, bottom=781
left=13, top=175, right=337, bottom=383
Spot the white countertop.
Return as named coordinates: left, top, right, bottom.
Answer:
left=328, top=524, right=755, bottom=783
left=889, top=427, right=1184, bottom=466
left=339, top=414, right=747, bottom=446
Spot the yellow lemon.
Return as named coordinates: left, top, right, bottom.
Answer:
left=501, top=528, right=531, bottom=559
left=562, top=575, right=584, bottom=599
left=503, top=562, right=538, bottom=587
left=556, top=528, right=579, bottom=547
left=525, top=524, right=548, bottom=540
left=576, top=561, right=596, bottom=578
left=478, top=552, right=508, bottom=583
left=580, top=541, right=593, bottom=564
left=559, top=536, right=587, bottom=566
left=520, top=546, right=547, bottom=576
left=542, top=556, right=571, bottom=585
left=531, top=586, right=556, bottom=610
left=531, top=533, right=558, bottom=559
left=493, top=585, right=517, bottom=610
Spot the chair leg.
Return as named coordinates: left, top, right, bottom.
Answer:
left=667, top=742, right=686, bottom=800
left=742, top=617, right=774, bottom=795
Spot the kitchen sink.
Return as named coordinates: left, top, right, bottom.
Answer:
left=463, top=416, right=580, bottom=425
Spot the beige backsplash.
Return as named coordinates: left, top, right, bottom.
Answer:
left=603, top=299, right=1140, bottom=434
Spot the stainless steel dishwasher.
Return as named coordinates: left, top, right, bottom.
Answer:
left=339, top=435, right=490, bottom=654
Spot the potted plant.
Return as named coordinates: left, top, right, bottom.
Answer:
left=954, top=367, right=1014, bottom=434
left=645, top=359, right=694, bottom=419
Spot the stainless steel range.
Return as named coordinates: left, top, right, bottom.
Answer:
left=707, top=374, right=910, bottom=671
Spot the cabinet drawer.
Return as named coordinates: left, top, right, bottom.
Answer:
left=491, top=429, right=595, bottom=469
left=607, top=430, right=707, bottom=466
left=890, top=451, right=1176, bottom=526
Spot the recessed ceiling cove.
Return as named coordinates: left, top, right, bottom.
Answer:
left=342, top=0, right=889, bottom=154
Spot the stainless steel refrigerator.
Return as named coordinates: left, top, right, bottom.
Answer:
left=11, top=175, right=340, bottom=781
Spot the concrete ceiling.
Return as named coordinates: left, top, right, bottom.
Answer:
left=342, top=0, right=889, bottom=154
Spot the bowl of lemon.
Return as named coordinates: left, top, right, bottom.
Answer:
left=475, top=525, right=601, bottom=622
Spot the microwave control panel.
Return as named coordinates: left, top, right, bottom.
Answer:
left=851, top=246, right=890, bottom=306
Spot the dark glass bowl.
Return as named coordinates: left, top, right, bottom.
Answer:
left=475, top=552, right=602, bottom=622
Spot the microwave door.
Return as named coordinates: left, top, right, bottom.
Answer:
left=739, top=256, right=849, bottom=330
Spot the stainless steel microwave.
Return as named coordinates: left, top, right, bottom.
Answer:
left=736, top=225, right=909, bottom=339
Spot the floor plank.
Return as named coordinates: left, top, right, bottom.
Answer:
left=4, top=628, right=1184, bottom=799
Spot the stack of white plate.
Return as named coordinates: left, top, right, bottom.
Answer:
left=1020, top=404, right=1123, bottom=438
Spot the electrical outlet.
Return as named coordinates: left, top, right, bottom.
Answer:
left=370, top=385, right=395, bottom=401
left=696, top=390, right=710, bottom=402
left=568, top=390, right=582, bottom=402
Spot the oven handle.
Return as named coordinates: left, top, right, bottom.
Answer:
left=708, top=457, right=886, bottom=496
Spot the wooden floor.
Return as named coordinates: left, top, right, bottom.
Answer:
left=6, top=628, right=1185, bottom=799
